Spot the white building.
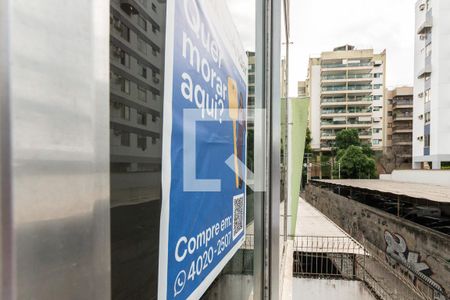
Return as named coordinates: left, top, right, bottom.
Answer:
left=413, top=0, right=450, bottom=169
left=306, top=45, right=386, bottom=153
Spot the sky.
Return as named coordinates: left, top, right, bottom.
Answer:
left=225, top=0, right=416, bottom=97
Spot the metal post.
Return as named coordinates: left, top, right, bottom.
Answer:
left=338, top=162, right=341, bottom=179
left=283, top=0, right=291, bottom=243
left=254, top=0, right=281, bottom=299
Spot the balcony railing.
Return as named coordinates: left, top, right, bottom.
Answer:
left=322, top=74, right=373, bottom=80
left=322, top=62, right=373, bottom=69
left=322, top=85, right=372, bottom=92
left=393, top=113, right=413, bottom=120
left=392, top=100, right=413, bottom=107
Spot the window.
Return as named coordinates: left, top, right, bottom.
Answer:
left=137, top=135, right=147, bottom=150
left=425, top=43, right=432, bottom=57
left=152, top=137, right=157, bottom=144
left=373, top=84, right=382, bottom=89
left=121, top=79, right=130, bottom=94
left=138, top=86, right=147, bottom=102
left=424, top=133, right=430, bottom=147
left=137, top=37, right=147, bottom=54
left=120, top=24, right=130, bottom=42
left=388, top=111, right=392, bottom=116
left=120, top=105, right=131, bottom=120
left=388, top=123, right=392, bottom=128
left=152, top=24, right=158, bottom=33
left=373, top=128, right=381, bottom=133
left=152, top=114, right=157, bottom=122
left=138, top=16, right=147, bottom=31
left=373, top=95, right=382, bottom=100
left=248, top=86, right=255, bottom=95
left=424, top=89, right=431, bottom=102
left=139, top=62, right=147, bottom=78
left=372, top=139, right=381, bottom=145
left=388, top=135, right=392, bottom=140
left=373, top=73, right=382, bottom=78
left=249, top=75, right=255, bottom=84
left=425, top=112, right=431, bottom=123
left=120, top=132, right=130, bottom=146
left=137, top=111, right=147, bottom=125
left=152, top=3, right=157, bottom=12
left=248, top=64, right=255, bottom=72
left=425, top=74, right=431, bottom=81
left=372, top=106, right=382, bottom=112
left=426, top=0, right=431, bottom=10
left=120, top=51, right=130, bottom=68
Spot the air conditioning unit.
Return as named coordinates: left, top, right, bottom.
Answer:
left=417, top=136, right=424, bottom=141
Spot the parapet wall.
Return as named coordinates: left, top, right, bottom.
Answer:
left=305, top=184, right=450, bottom=298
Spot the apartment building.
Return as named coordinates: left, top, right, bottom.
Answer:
left=247, top=51, right=256, bottom=128
left=109, top=0, right=166, bottom=298
left=385, top=87, right=414, bottom=168
left=306, top=45, right=386, bottom=153
left=413, top=0, right=450, bottom=169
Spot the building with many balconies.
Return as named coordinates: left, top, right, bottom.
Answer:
left=385, top=87, right=414, bottom=169
left=413, top=0, right=450, bottom=169
left=306, top=45, right=386, bottom=153
left=109, top=0, right=166, bottom=298
left=247, top=51, right=255, bottom=128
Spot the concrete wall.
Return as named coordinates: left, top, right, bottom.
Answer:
left=380, top=169, right=450, bottom=187
left=305, top=184, right=450, bottom=298
left=203, top=274, right=253, bottom=300
left=293, top=278, right=375, bottom=300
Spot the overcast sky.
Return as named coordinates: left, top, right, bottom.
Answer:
left=225, top=0, right=416, bottom=97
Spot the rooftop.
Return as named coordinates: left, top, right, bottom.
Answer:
left=315, top=179, right=450, bottom=203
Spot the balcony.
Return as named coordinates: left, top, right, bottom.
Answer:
left=322, top=62, right=373, bottom=70
left=322, top=85, right=373, bottom=93
left=417, top=9, right=433, bottom=34
left=322, top=73, right=373, bottom=82
left=392, top=100, right=413, bottom=108
left=393, top=113, right=413, bottom=121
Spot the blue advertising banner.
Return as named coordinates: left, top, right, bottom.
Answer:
left=158, top=1, right=248, bottom=299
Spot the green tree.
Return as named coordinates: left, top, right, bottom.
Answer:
left=334, top=145, right=377, bottom=179
left=334, top=128, right=360, bottom=150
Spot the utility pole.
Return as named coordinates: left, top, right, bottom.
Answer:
left=282, top=9, right=292, bottom=243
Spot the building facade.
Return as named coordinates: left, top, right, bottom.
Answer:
left=306, top=45, right=386, bottom=153
left=247, top=51, right=256, bottom=128
left=109, top=0, right=166, bottom=298
left=413, top=0, right=450, bottom=169
left=385, top=87, right=414, bottom=169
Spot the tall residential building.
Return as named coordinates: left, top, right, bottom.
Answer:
left=413, top=0, right=450, bottom=169
left=247, top=51, right=256, bottom=128
left=385, top=87, right=414, bottom=168
left=109, top=0, right=166, bottom=298
left=306, top=45, right=386, bottom=152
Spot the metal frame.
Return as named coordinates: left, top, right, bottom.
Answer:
left=254, top=0, right=281, bottom=299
